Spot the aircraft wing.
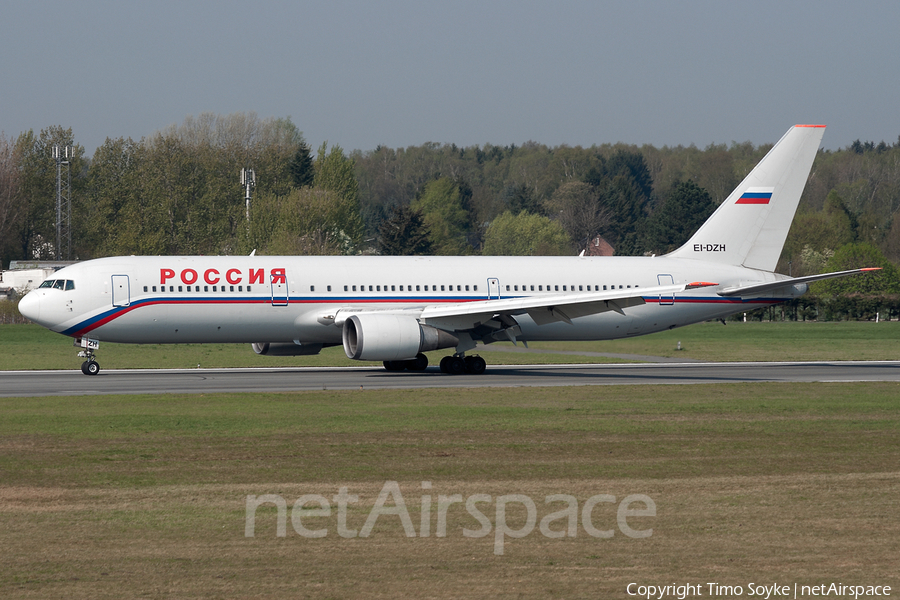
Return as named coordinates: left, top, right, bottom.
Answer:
left=717, top=268, right=881, bottom=297
left=405, top=281, right=717, bottom=330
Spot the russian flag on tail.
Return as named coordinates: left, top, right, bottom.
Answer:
left=736, top=188, right=773, bottom=204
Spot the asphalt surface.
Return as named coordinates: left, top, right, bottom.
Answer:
left=2, top=361, right=899, bottom=397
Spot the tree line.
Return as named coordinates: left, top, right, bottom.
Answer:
left=2, top=113, right=900, bottom=307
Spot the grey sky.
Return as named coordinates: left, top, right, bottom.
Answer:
left=2, top=0, right=898, bottom=155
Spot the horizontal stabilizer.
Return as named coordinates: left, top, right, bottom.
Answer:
left=718, top=268, right=881, bottom=297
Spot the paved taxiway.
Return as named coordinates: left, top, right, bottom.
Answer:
left=2, top=361, right=899, bottom=397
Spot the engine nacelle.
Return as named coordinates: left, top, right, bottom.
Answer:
left=251, top=342, right=324, bottom=356
left=342, top=314, right=458, bottom=361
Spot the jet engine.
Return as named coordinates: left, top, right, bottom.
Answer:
left=342, top=314, right=458, bottom=361
left=251, top=342, right=324, bottom=356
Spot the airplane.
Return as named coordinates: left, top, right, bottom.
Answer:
left=18, top=124, right=878, bottom=376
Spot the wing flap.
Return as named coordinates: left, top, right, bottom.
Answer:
left=418, top=282, right=707, bottom=329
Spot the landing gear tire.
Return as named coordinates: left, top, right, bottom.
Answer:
left=406, top=353, right=429, bottom=371
left=383, top=360, right=406, bottom=372
left=464, top=355, right=486, bottom=375
left=439, top=356, right=452, bottom=373
left=447, top=356, right=466, bottom=375
left=81, top=360, right=100, bottom=376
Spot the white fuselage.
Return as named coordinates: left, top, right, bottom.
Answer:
left=22, top=255, right=795, bottom=346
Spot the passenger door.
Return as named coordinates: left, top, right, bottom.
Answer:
left=657, top=274, right=674, bottom=306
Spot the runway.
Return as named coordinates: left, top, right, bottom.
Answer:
left=2, top=361, right=899, bottom=397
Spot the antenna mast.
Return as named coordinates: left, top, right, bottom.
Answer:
left=240, top=168, right=256, bottom=222
left=52, top=145, right=72, bottom=260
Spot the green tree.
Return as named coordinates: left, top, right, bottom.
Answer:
left=542, top=181, right=606, bottom=252
left=315, top=142, right=359, bottom=206
left=482, top=211, right=572, bottom=255
left=82, top=137, right=162, bottom=257
left=643, top=180, right=716, bottom=255
left=14, top=126, right=86, bottom=260
left=813, top=242, right=900, bottom=295
left=289, top=141, right=315, bottom=188
left=501, top=183, right=543, bottom=216
left=377, top=204, right=432, bottom=255
left=602, top=175, right=648, bottom=255
left=251, top=187, right=363, bottom=255
left=412, top=177, right=470, bottom=255
left=0, top=134, right=22, bottom=268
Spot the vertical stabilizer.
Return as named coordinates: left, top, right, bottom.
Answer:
left=668, top=125, right=825, bottom=272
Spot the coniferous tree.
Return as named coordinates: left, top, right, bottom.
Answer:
left=377, top=204, right=432, bottom=255
left=289, top=141, right=315, bottom=188
left=642, top=180, right=715, bottom=255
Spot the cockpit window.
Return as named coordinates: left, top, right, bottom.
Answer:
left=38, top=279, right=75, bottom=290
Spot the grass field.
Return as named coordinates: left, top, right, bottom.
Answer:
left=1, top=383, right=898, bottom=598
left=2, top=320, right=899, bottom=371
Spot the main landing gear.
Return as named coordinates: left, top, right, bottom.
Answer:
left=440, top=354, right=486, bottom=375
left=75, top=337, right=101, bottom=376
left=382, top=353, right=487, bottom=375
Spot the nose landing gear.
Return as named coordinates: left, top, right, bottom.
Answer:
left=81, top=360, right=100, bottom=376
left=75, top=337, right=101, bottom=376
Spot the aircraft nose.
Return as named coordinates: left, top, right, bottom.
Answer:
left=17, top=291, right=41, bottom=322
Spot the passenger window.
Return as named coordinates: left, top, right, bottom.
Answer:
left=506, top=285, right=510, bottom=291
left=344, top=285, right=348, bottom=291
left=230, top=286, right=235, bottom=292
left=465, top=285, right=469, bottom=291
left=352, top=285, right=357, bottom=291
left=327, top=285, right=332, bottom=292
left=391, top=285, right=395, bottom=291
left=473, top=285, right=478, bottom=291
left=311, top=285, right=315, bottom=292
left=239, top=286, right=244, bottom=291
left=579, top=285, right=583, bottom=291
